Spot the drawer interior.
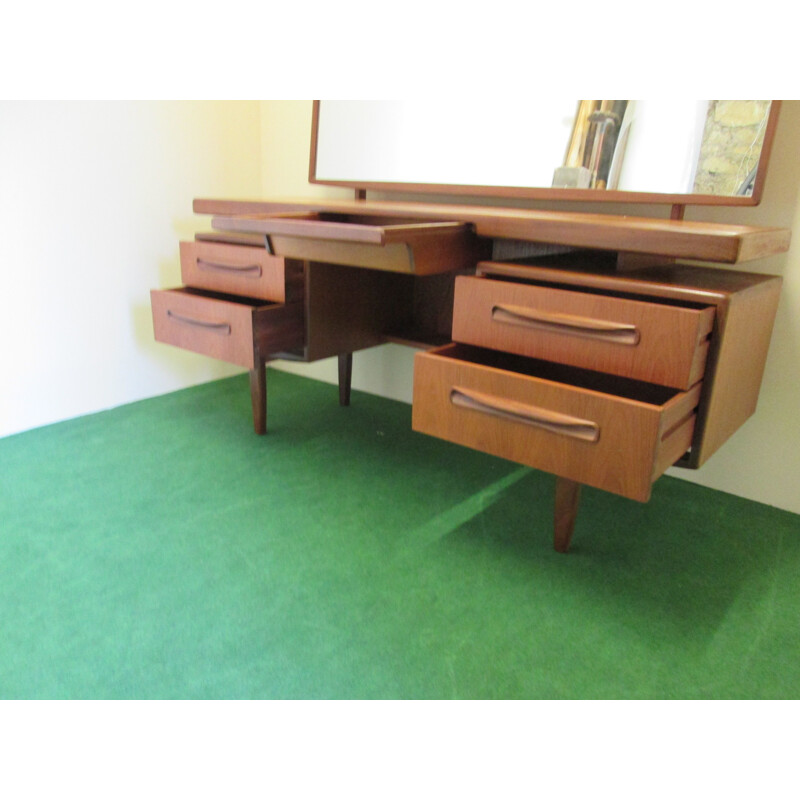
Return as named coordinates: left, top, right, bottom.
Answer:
left=268, top=212, right=461, bottom=228
left=178, top=286, right=279, bottom=308
left=433, top=343, right=684, bottom=407
left=308, top=212, right=438, bottom=226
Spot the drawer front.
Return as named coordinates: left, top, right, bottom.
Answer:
left=412, top=345, right=701, bottom=502
left=180, top=241, right=287, bottom=302
left=151, top=289, right=303, bottom=369
left=452, top=276, right=715, bottom=390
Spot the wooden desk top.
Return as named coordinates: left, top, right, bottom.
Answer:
left=194, top=197, right=791, bottom=265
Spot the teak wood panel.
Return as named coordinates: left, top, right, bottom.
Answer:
left=452, top=276, right=714, bottom=390
left=195, top=230, right=265, bottom=247
left=179, top=241, right=287, bottom=302
left=268, top=236, right=417, bottom=274
left=412, top=344, right=701, bottom=502
left=194, top=197, right=791, bottom=265
left=303, top=262, right=413, bottom=361
left=475, top=261, right=773, bottom=307
left=151, top=289, right=303, bottom=369
left=690, top=276, right=782, bottom=465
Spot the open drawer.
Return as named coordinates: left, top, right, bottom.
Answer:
left=412, top=344, right=702, bottom=502
left=209, top=212, right=483, bottom=275
left=151, top=288, right=304, bottom=369
left=453, top=275, right=715, bottom=390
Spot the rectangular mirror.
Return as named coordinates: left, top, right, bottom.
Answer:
left=310, top=100, right=780, bottom=206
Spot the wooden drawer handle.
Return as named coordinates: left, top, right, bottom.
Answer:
left=450, top=386, right=600, bottom=443
left=197, top=258, right=263, bottom=278
left=167, top=309, right=231, bottom=335
left=492, top=303, right=640, bottom=346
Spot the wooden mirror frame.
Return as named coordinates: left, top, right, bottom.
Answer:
left=309, top=100, right=782, bottom=207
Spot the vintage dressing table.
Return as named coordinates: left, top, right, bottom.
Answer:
left=151, top=100, right=790, bottom=552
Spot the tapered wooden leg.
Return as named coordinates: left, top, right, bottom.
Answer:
left=338, top=352, right=353, bottom=406
left=554, top=477, right=581, bottom=553
left=249, top=361, right=267, bottom=435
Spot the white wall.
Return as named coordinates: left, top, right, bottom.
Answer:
left=0, top=101, right=262, bottom=437
left=260, top=100, right=800, bottom=516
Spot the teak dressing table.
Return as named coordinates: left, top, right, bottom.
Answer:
left=151, top=100, right=790, bottom=552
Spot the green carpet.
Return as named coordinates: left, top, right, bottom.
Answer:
left=1, top=369, right=798, bottom=699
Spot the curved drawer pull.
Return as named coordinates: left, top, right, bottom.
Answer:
left=167, top=309, right=231, bottom=335
left=450, top=386, right=600, bottom=443
left=492, top=303, right=640, bottom=346
left=197, top=258, right=263, bottom=278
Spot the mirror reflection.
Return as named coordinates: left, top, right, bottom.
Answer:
left=313, top=100, right=773, bottom=199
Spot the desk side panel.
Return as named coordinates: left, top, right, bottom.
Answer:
left=692, top=276, right=782, bottom=465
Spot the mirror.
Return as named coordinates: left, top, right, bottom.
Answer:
left=310, top=100, right=779, bottom=206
